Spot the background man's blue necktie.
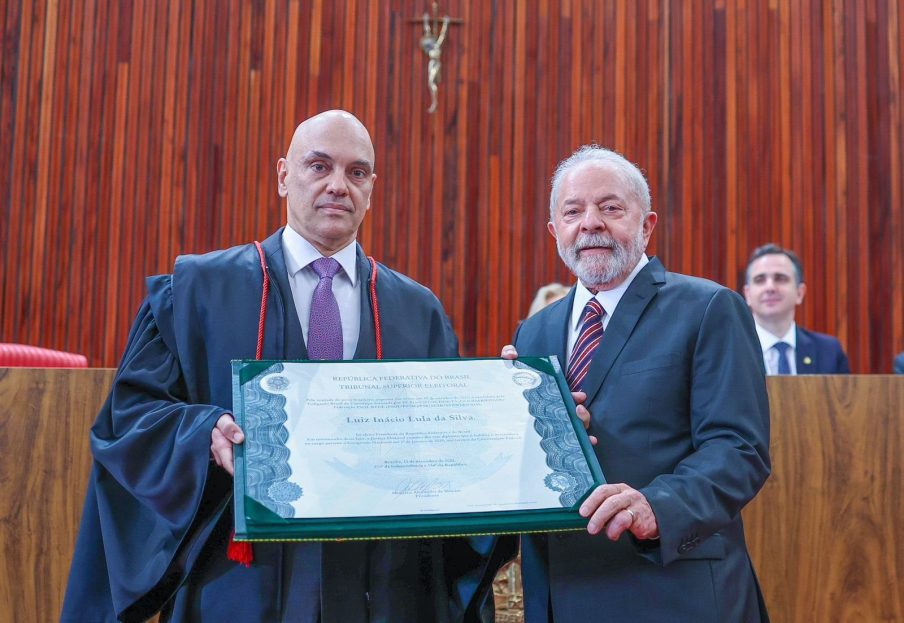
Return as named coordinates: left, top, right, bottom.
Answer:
left=773, top=341, right=792, bottom=375
left=308, top=257, right=343, bottom=360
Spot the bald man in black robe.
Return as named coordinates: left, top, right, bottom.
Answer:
left=62, top=111, right=512, bottom=622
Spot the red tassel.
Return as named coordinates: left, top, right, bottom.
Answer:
left=227, top=531, right=254, bottom=567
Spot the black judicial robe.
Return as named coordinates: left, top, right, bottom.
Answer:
left=61, top=230, right=513, bottom=622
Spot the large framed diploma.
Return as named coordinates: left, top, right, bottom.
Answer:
left=231, top=357, right=604, bottom=541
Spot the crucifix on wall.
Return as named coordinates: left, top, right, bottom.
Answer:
left=410, top=3, right=463, bottom=114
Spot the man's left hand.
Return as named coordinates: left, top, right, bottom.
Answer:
left=579, top=483, right=660, bottom=541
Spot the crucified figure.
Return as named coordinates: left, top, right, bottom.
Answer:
left=420, top=13, right=450, bottom=113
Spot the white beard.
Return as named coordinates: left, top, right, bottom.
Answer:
left=557, top=228, right=647, bottom=289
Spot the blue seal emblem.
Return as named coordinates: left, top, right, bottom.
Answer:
left=266, top=375, right=290, bottom=391
left=544, top=472, right=575, bottom=492
left=512, top=370, right=541, bottom=388
left=268, top=481, right=303, bottom=503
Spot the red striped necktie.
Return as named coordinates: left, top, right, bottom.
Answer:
left=566, top=298, right=605, bottom=391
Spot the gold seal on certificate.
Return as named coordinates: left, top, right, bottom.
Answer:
left=231, top=357, right=604, bottom=541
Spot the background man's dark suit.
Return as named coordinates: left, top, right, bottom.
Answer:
left=795, top=327, right=851, bottom=373
left=514, top=257, right=771, bottom=623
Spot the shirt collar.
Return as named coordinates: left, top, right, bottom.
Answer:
left=570, top=254, right=650, bottom=331
left=754, top=321, right=797, bottom=351
left=281, top=225, right=358, bottom=286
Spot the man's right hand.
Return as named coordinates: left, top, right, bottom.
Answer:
left=211, top=413, right=245, bottom=476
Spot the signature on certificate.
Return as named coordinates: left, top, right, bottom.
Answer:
left=393, top=479, right=459, bottom=497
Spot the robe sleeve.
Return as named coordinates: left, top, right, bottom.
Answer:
left=87, top=276, right=233, bottom=618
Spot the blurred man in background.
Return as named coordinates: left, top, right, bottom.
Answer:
left=744, top=243, right=850, bottom=374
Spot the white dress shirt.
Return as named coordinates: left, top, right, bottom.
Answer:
left=753, top=322, right=797, bottom=375
left=281, top=226, right=361, bottom=359
left=566, top=255, right=650, bottom=367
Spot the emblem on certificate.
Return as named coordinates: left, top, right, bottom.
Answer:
left=231, top=357, right=605, bottom=541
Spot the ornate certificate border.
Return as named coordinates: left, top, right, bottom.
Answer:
left=231, top=356, right=605, bottom=541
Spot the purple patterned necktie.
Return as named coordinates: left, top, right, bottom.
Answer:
left=567, top=298, right=605, bottom=391
left=307, top=257, right=343, bottom=360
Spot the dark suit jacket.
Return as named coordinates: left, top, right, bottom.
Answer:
left=513, top=257, right=771, bottom=623
left=895, top=352, right=904, bottom=374
left=795, top=326, right=851, bottom=373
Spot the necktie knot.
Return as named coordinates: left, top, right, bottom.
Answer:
left=581, top=299, right=604, bottom=324
left=312, top=257, right=341, bottom=280
left=773, top=342, right=790, bottom=356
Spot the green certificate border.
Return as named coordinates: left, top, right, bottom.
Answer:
left=231, top=356, right=605, bottom=541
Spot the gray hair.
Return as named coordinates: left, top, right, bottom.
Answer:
left=549, top=145, right=652, bottom=219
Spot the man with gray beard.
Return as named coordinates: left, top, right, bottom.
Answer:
left=503, top=146, right=771, bottom=622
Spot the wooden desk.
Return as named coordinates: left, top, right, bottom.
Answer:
left=1, top=371, right=901, bottom=622
left=744, top=376, right=904, bottom=622
left=0, top=368, right=115, bottom=623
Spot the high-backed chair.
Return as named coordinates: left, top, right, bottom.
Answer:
left=0, top=343, right=89, bottom=367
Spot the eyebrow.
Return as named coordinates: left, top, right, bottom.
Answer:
left=752, top=271, right=793, bottom=279
left=302, top=150, right=374, bottom=172
left=562, top=193, right=623, bottom=206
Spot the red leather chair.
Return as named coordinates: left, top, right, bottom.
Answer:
left=0, top=343, right=89, bottom=367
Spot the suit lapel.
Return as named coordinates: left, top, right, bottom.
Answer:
left=260, top=229, right=308, bottom=359
left=353, top=245, right=378, bottom=360
left=795, top=327, right=815, bottom=373
left=518, top=287, right=574, bottom=370
left=580, top=258, right=665, bottom=405
left=546, top=288, right=575, bottom=368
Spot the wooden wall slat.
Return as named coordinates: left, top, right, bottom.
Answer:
left=893, top=0, right=904, bottom=351
left=2, top=0, right=904, bottom=372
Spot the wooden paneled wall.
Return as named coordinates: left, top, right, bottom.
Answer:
left=2, top=0, right=903, bottom=370
left=4, top=370, right=900, bottom=622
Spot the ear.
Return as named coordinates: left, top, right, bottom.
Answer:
left=364, top=173, right=377, bottom=211
left=795, top=282, right=806, bottom=305
left=642, top=211, right=658, bottom=241
left=547, top=221, right=557, bottom=239
left=276, top=158, right=289, bottom=198
left=743, top=284, right=753, bottom=306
